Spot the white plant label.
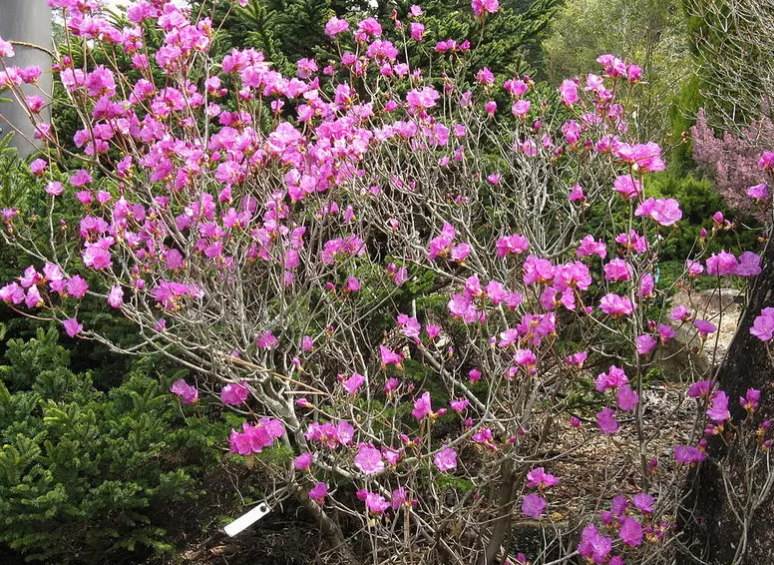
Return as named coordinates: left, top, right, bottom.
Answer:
left=224, top=502, right=271, bottom=537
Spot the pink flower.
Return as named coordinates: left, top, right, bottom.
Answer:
left=526, top=467, right=560, bottom=489
left=468, top=368, right=482, bottom=382
left=355, top=445, right=385, bottom=475
left=170, top=379, right=198, bottom=404
left=632, top=492, right=655, bottom=513
left=599, top=294, right=634, bottom=317
left=496, top=234, right=529, bottom=257
left=356, top=17, right=382, bottom=38
left=576, top=235, right=607, bottom=259
left=107, top=285, right=124, bottom=308
left=616, top=142, right=665, bottom=172
left=748, top=183, right=769, bottom=200
left=412, top=391, right=432, bottom=420
left=635, top=198, right=682, bottom=226
left=568, top=183, right=585, bottom=202
left=62, top=318, right=83, bottom=338
left=513, top=348, right=537, bottom=372
left=393, top=267, right=408, bottom=286
left=380, top=345, right=403, bottom=367
left=476, top=67, right=495, bottom=85
left=627, top=63, right=643, bottom=82
left=341, top=373, right=366, bottom=395
left=229, top=418, right=285, bottom=455
left=736, top=251, right=762, bottom=277
left=511, top=99, right=531, bottom=117
left=523, top=255, right=555, bottom=285
left=671, top=305, right=692, bottom=321
left=616, top=230, right=649, bottom=254
left=620, top=516, right=643, bottom=547
left=82, top=241, right=113, bottom=270
left=759, top=151, right=774, bottom=170
left=0, top=282, right=25, bottom=305
left=706, top=251, right=738, bottom=276
left=578, top=524, right=612, bottom=564
left=325, top=17, right=349, bottom=37
left=30, top=159, right=47, bottom=175
left=309, top=482, right=328, bottom=505
left=751, top=307, right=774, bottom=341
left=565, top=351, right=588, bottom=367
left=617, top=385, right=639, bottom=411
left=66, top=275, right=89, bottom=299
left=25, top=286, right=43, bottom=308
left=221, top=382, right=249, bottom=405
left=521, top=494, right=546, bottom=519
left=495, top=234, right=529, bottom=259
left=570, top=416, right=582, bottom=428
left=674, top=445, right=706, bottom=463
left=658, top=324, right=676, bottom=342
left=451, top=242, right=472, bottom=262
left=740, top=388, right=761, bottom=412
left=364, top=492, right=390, bottom=513
left=384, top=377, right=400, bottom=394
left=685, top=259, right=704, bottom=277
left=450, top=398, right=470, bottom=413
left=256, top=330, right=278, bottom=349
left=635, top=334, right=657, bottom=355
left=69, top=169, right=93, bottom=187
left=638, top=273, right=655, bottom=298
left=410, top=21, right=425, bottom=41
left=559, top=79, right=579, bottom=105
left=694, top=319, right=717, bottom=339
left=427, top=222, right=456, bottom=259
left=406, top=86, right=441, bottom=112
left=45, top=181, right=64, bottom=196
left=562, top=119, right=582, bottom=144
left=596, top=407, right=619, bottom=434
left=434, top=447, right=458, bottom=471
left=0, top=38, right=15, bottom=58
left=471, top=0, right=499, bottom=17
left=706, top=390, right=730, bottom=423
left=613, top=174, right=642, bottom=199
left=687, top=380, right=716, bottom=399
left=343, top=277, right=360, bottom=292
left=295, top=452, right=313, bottom=470
left=603, top=258, right=633, bottom=282
left=504, top=78, right=528, bottom=96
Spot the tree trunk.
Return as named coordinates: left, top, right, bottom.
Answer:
left=681, top=237, right=774, bottom=564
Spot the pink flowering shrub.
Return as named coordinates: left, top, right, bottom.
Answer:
left=0, top=1, right=773, bottom=564
left=691, top=108, right=774, bottom=214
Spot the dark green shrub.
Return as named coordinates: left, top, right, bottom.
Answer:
left=0, top=327, right=234, bottom=564
left=648, top=172, right=761, bottom=262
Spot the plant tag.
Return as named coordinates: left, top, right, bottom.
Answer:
left=224, top=502, right=271, bottom=537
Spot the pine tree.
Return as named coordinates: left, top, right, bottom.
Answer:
left=0, top=328, right=235, bottom=564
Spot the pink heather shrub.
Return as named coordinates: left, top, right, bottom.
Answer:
left=0, top=2, right=771, bottom=564
left=692, top=108, right=774, bottom=213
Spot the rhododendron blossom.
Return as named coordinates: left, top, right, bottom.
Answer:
left=221, top=382, right=250, bottom=405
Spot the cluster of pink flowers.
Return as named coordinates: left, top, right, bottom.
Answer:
left=229, top=419, right=286, bottom=455
left=0, top=2, right=772, bottom=563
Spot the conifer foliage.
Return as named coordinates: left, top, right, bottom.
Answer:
left=0, top=328, right=230, bottom=564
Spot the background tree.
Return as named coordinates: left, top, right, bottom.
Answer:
left=543, top=0, right=690, bottom=142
